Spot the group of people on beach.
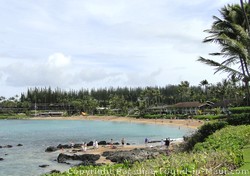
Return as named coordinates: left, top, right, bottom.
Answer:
left=81, top=140, right=99, bottom=152
left=109, top=138, right=125, bottom=149
left=145, top=137, right=171, bottom=148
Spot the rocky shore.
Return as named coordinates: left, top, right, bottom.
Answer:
left=44, top=140, right=172, bottom=174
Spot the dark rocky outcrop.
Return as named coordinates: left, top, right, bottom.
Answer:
left=98, top=141, right=107, bottom=145
left=48, top=141, right=110, bottom=151
left=3, top=145, right=13, bottom=148
left=17, top=144, right=23, bottom=147
left=87, top=141, right=93, bottom=146
left=50, top=170, right=61, bottom=174
left=39, top=164, right=49, bottom=168
left=57, top=153, right=100, bottom=164
left=148, top=140, right=161, bottom=143
left=45, top=146, right=58, bottom=152
left=73, top=144, right=82, bottom=148
left=102, top=147, right=165, bottom=164
left=77, top=160, right=104, bottom=166
left=0, top=158, right=3, bottom=161
left=57, top=144, right=71, bottom=149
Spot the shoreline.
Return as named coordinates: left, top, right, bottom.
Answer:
left=52, top=141, right=179, bottom=166
left=31, top=115, right=204, bottom=129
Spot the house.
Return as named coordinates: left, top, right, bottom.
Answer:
left=147, top=101, right=214, bottom=115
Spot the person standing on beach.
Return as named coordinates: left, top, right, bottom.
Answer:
left=165, top=138, right=170, bottom=148
left=95, top=140, right=98, bottom=149
left=84, top=143, right=87, bottom=152
left=110, top=139, right=113, bottom=148
left=145, top=138, right=148, bottom=146
left=81, top=143, right=85, bottom=152
left=121, top=138, right=125, bottom=146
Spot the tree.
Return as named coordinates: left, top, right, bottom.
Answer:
left=178, top=81, right=190, bottom=102
left=198, top=1, right=250, bottom=105
left=109, top=95, right=129, bottom=115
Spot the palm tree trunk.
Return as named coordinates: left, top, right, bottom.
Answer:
left=240, top=0, right=250, bottom=105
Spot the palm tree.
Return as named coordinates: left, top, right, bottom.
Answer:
left=199, top=80, right=209, bottom=92
left=198, top=1, right=250, bottom=105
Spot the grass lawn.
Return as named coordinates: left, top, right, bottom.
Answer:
left=0, top=114, right=29, bottom=119
left=228, top=145, right=250, bottom=176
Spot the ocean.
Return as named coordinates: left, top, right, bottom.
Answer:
left=0, top=119, right=193, bottom=176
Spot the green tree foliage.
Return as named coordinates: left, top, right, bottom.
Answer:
left=198, top=1, right=250, bottom=105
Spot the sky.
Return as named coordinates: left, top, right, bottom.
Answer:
left=0, top=0, right=240, bottom=98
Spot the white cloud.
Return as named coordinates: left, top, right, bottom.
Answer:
left=47, top=53, right=71, bottom=68
left=2, top=53, right=73, bottom=87
left=0, top=0, right=242, bottom=97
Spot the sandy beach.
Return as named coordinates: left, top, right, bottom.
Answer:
left=32, top=115, right=204, bottom=129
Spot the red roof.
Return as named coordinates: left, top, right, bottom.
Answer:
left=173, top=101, right=203, bottom=108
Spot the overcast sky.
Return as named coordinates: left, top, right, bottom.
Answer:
left=0, top=0, right=240, bottom=98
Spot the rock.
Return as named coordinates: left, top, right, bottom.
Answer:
left=57, top=153, right=72, bottom=163
left=45, top=146, right=58, bottom=152
left=126, top=143, right=130, bottom=145
left=50, top=170, right=61, bottom=174
left=17, top=144, right=23, bottom=147
left=102, top=148, right=164, bottom=164
left=0, top=158, right=3, bottom=161
left=73, top=143, right=82, bottom=148
left=87, top=141, right=93, bottom=146
left=57, top=153, right=100, bottom=164
left=72, top=149, right=81, bottom=153
left=0, top=146, right=2, bottom=148
left=78, top=160, right=96, bottom=166
left=3, top=145, right=12, bottom=148
left=57, top=144, right=71, bottom=149
left=98, top=141, right=107, bottom=145
left=148, top=140, right=161, bottom=143
left=39, top=164, right=49, bottom=168
left=113, top=142, right=119, bottom=145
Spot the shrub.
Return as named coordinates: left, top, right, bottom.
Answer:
left=193, top=114, right=226, bottom=120
left=227, top=113, right=250, bottom=125
left=183, top=121, right=228, bottom=151
left=194, top=125, right=250, bottom=168
left=229, top=106, right=250, bottom=114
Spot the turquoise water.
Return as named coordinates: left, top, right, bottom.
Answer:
left=0, top=120, right=192, bottom=176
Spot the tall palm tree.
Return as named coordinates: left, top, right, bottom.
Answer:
left=198, top=1, right=250, bottom=104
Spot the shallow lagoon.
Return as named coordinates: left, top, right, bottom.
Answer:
left=0, top=120, right=193, bottom=176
